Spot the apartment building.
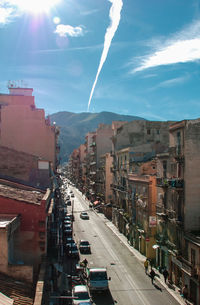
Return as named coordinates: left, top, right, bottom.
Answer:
left=0, top=86, right=59, bottom=170
left=156, top=119, right=200, bottom=304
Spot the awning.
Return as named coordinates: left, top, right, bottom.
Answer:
left=152, top=244, right=160, bottom=249
left=93, top=201, right=100, bottom=205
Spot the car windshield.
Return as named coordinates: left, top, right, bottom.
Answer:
left=90, top=271, right=107, bottom=280
left=74, top=292, right=89, bottom=300
left=81, top=241, right=89, bottom=246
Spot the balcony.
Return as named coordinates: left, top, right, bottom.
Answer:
left=169, top=178, right=184, bottom=188
left=181, top=258, right=198, bottom=278
left=156, top=177, right=169, bottom=187
left=169, top=146, right=184, bottom=162
left=157, top=177, right=184, bottom=189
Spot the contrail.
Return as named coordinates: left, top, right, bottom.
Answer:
left=87, top=0, right=123, bottom=111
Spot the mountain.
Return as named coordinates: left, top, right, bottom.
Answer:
left=49, top=111, right=146, bottom=163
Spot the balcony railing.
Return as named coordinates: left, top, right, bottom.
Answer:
left=157, top=177, right=184, bottom=188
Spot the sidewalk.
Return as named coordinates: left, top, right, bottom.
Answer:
left=97, top=213, right=186, bottom=305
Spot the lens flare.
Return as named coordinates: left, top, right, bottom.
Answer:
left=15, top=0, right=60, bottom=14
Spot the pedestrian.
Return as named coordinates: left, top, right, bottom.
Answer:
left=80, top=258, right=88, bottom=268
left=162, top=268, right=169, bottom=283
left=144, top=259, right=149, bottom=274
left=150, top=268, right=156, bottom=284
left=182, top=284, right=188, bottom=300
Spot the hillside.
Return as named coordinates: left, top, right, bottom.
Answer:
left=49, top=111, right=146, bottom=163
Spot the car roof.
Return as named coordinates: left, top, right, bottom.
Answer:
left=89, top=268, right=107, bottom=272
left=73, top=285, right=88, bottom=293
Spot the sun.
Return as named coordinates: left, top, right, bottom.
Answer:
left=16, top=0, right=60, bottom=14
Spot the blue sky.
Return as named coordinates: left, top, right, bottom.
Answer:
left=0, top=0, right=200, bottom=121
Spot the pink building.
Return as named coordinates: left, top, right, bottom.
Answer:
left=0, top=87, right=59, bottom=169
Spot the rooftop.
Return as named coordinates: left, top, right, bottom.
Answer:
left=0, top=272, right=34, bottom=305
left=0, top=180, right=44, bottom=205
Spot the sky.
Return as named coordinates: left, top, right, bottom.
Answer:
left=0, top=0, right=200, bottom=121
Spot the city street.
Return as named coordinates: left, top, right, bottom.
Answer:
left=64, top=186, right=182, bottom=305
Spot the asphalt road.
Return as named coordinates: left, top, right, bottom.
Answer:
left=66, top=186, right=181, bottom=305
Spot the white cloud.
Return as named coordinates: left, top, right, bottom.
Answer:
left=133, top=20, right=200, bottom=72
left=54, top=24, right=84, bottom=37
left=0, top=2, right=17, bottom=24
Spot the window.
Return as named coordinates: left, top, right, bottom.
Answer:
left=39, top=231, right=45, bottom=239
left=147, top=129, right=151, bottom=135
left=163, top=161, right=167, bottom=178
left=176, top=131, right=181, bottom=154
left=191, top=248, right=196, bottom=266
left=38, top=221, right=45, bottom=228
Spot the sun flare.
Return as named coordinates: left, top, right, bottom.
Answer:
left=15, top=0, right=60, bottom=14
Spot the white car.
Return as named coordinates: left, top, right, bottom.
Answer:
left=80, top=212, right=89, bottom=220
left=72, top=285, right=92, bottom=305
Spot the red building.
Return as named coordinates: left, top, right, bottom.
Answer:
left=0, top=179, right=52, bottom=282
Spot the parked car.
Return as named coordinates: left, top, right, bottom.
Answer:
left=72, top=285, right=92, bottom=305
left=66, top=213, right=74, bottom=221
left=71, top=193, right=75, bottom=198
left=80, top=212, right=89, bottom=220
left=68, top=243, right=79, bottom=258
left=63, top=220, right=72, bottom=226
left=79, top=240, right=91, bottom=254
left=65, top=236, right=75, bottom=243
left=64, top=226, right=72, bottom=236
left=64, top=215, right=71, bottom=221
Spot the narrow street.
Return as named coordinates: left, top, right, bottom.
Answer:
left=50, top=184, right=184, bottom=305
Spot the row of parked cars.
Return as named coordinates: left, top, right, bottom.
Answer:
left=63, top=211, right=91, bottom=258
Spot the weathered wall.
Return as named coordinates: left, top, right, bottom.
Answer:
left=115, top=120, right=173, bottom=153
left=0, top=146, right=50, bottom=189
left=0, top=196, right=47, bottom=267
left=184, top=120, right=200, bottom=231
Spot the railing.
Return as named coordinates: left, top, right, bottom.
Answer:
left=157, top=177, right=184, bottom=188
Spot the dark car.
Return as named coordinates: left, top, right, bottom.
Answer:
left=66, top=213, right=74, bottom=221
left=64, top=225, right=72, bottom=236
left=71, top=193, right=75, bottom=198
left=79, top=240, right=91, bottom=254
left=68, top=243, right=79, bottom=258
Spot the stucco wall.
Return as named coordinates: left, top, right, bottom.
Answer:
left=0, top=146, right=50, bottom=189
left=184, top=120, right=200, bottom=231
left=115, top=120, right=173, bottom=153
left=0, top=196, right=47, bottom=267
left=96, top=125, right=113, bottom=167
left=0, top=93, right=56, bottom=167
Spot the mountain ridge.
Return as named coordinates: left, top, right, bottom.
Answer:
left=49, top=111, right=146, bottom=163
